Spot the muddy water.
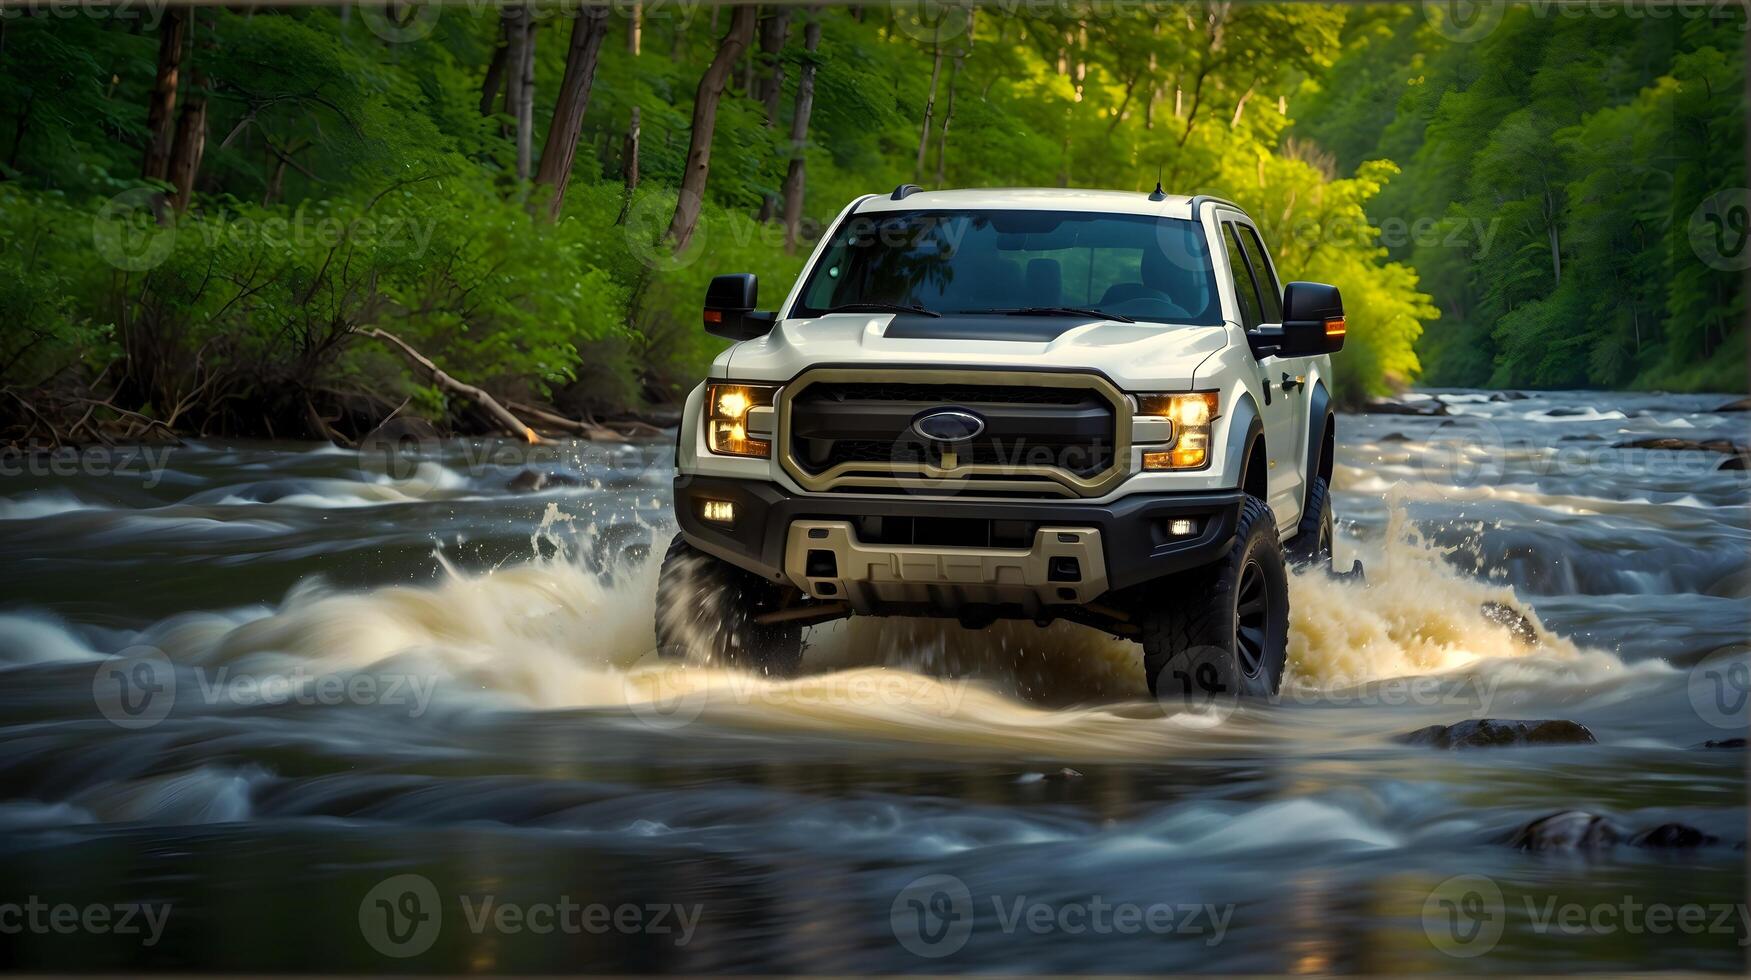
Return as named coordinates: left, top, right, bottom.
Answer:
left=0, top=390, right=1745, bottom=972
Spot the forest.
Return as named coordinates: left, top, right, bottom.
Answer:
left=0, top=1, right=1743, bottom=445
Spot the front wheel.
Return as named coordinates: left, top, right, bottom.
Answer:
left=1132, top=495, right=1290, bottom=701
left=654, top=533, right=803, bottom=675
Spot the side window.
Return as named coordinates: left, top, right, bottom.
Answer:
left=1222, top=222, right=1265, bottom=329
left=1238, top=226, right=1283, bottom=324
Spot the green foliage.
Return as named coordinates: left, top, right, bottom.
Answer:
left=4, top=1, right=1734, bottom=437
left=0, top=188, right=116, bottom=387
left=1297, top=3, right=1746, bottom=393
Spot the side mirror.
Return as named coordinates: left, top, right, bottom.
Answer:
left=704, top=273, right=777, bottom=341
left=1278, top=281, right=1345, bottom=355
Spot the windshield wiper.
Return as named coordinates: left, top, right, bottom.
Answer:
left=962, top=306, right=1135, bottom=323
left=818, top=302, right=941, bottom=318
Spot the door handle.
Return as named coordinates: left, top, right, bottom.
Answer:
left=1281, top=372, right=1304, bottom=393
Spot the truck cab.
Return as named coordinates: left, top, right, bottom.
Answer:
left=657, top=186, right=1345, bottom=699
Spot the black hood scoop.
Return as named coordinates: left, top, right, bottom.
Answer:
left=881, top=313, right=1096, bottom=343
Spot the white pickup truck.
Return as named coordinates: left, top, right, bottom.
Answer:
left=657, top=186, right=1346, bottom=698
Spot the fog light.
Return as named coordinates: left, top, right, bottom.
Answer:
left=1169, top=518, right=1197, bottom=536
left=701, top=499, right=736, bottom=525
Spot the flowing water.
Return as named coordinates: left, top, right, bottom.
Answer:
left=0, top=389, right=1745, bottom=973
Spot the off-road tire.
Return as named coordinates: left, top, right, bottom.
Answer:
left=1285, top=476, right=1333, bottom=570
left=1134, top=494, right=1289, bottom=700
left=654, top=533, right=804, bottom=675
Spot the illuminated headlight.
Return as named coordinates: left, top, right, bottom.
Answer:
left=705, top=383, right=776, bottom=458
left=700, top=499, right=736, bottom=525
left=1138, top=392, right=1220, bottom=470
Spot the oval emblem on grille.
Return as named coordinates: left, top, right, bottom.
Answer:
left=911, top=409, right=986, bottom=443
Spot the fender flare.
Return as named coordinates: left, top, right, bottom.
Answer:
left=1302, top=382, right=1334, bottom=510
left=1223, top=393, right=1265, bottom=495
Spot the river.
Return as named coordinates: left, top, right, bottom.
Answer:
left=0, top=389, right=1745, bottom=972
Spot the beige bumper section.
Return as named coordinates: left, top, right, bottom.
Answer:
left=782, top=520, right=1109, bottom=613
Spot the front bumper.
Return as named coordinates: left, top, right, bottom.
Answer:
left=674, top=476, right=1243, bottom=604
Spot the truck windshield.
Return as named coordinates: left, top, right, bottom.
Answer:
left=792, top=209, right=1222, bottom=325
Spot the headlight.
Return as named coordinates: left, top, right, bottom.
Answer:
left=705, top=383, right=776, bottom=458
left=1137, top=392, right=1219, bottom=470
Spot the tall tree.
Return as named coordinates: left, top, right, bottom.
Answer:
left=503, top=6, right=538, bottom=181
left=142, top=9, right=186, bottom=182
left=914, top=16, right=944, bottom=178
left=665, top=3, right=756, bottom=251
left=165, top=13, right=209, bottom=212
left=780, top=9, right=822, bottom=254
left=532, top=9, right=610, bottom=219
left=754, top=7, right=792, bottom=126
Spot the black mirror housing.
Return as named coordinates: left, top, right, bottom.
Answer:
left=1278, top=281, right=1345, bottom=355
left=704, top=273, right=777, bottom=341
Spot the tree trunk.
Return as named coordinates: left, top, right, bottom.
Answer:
left=665, top=3, right=756, bottom=252
left=781, top=11, right=822, bottom=254
left=755, top=7, right=792, bottom=127
left=142, top=8, right=186, bottom=182
left=165, top=14, right=208, bottom=213
left=504, top=6, right=538, bottom=181
left=914, top=21, right=943, bottom=179
left=623, top=105, right=640, bottom=192
left=532, top=9, right=609, bottom=220
left=628, top=1, right=642, bottom=55
left=479, top=39, right=507, bottom=116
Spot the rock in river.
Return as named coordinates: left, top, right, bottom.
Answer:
left=1397, top=718, right=1596, bottom=749
left=507, top=469, right=584, bottom=493
left=1509, top=811, right=1627, bottom=851
left=1507, top=811, right=1722, bottom=852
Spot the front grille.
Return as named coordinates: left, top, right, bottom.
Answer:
left=778, top=370, right=1130, bottom=497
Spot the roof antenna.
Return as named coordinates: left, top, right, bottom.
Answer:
left=1148, top=165, right=1167, bottom=202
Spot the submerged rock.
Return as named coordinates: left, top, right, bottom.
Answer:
left=1700, top=737, right=1746, bottom=750
left=1508, top=811, right=1723, bottom=852
left=1378, top=432, right=1413, bottom=443
left=1509, top=811, right=1627, bottom=852
left=1717, top=455, right=1748, bottom=471
left=1632, top=823, right=1721, bottom=848
left=1712, top=397, right=1751, bottom=412
left=1397, top=718, right=1596, bottom=749
left=1480, top=600, right=1539, bottom=645
left=1612, top=437, right=1747, bottom=455
left=506, top=469, right=584, bottom=493
left=1363, top=399, right=1448, bottom=417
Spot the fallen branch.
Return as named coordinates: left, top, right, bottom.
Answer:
left=506, top=400, right=623, bottom=441
left=358, top=327, right=539, bottom=443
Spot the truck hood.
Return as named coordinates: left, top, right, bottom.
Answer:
left=721, top=313, right=1230, bottom=391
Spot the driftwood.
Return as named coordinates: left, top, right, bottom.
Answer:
left=358, top=328, right=540, bottom=444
